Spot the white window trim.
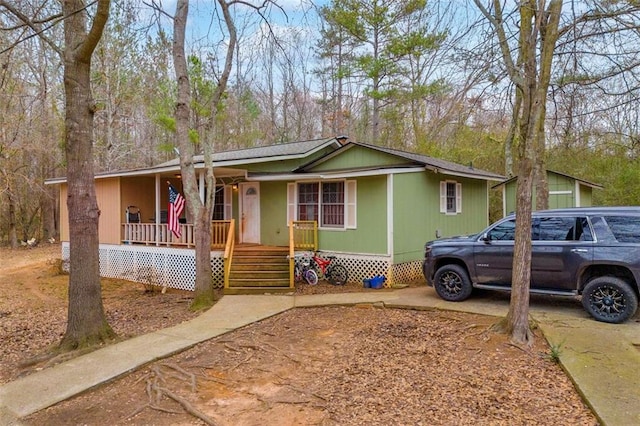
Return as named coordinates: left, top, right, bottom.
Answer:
left=223, top=185, right=232, bottom=220
left=440, top=180, right=462, bottom=215
left=287, top=180, right=357, bottom=230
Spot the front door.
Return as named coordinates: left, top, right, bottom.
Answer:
left=240, top=182, right=260, bottom=243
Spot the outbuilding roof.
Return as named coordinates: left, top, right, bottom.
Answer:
left=492, top=170, right=603, bottom=189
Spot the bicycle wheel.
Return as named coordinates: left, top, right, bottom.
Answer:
left=305, top=269, right=319, bottom=285
left=327, top=264, right=348, bottom=285
left=294, top=264, right=303, bottom=282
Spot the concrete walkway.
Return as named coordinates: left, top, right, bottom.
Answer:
left=1, top=286, right=638, bottom=425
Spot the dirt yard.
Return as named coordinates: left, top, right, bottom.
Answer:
left=1, top=245, right=597, bottom=425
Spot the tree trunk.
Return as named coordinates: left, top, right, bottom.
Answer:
left=506, top=154, right=534, bottom=344
left=534, top=116, right=549, bottom=211
left=8, top=189, right=18, bottom=248
left=504, top=90, right=522, bottom=178
left=60, top=0, right=114, bottom=350
left=172, top=0, right=217, bottom=309
left=505, top=0, right=562, bottom=347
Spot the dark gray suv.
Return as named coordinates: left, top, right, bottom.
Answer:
left=423, top=207, right=640, bottom=323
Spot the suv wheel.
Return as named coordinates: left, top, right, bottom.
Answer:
left=581, top=277, right=638, bottom=324
left=433, top=264, right=473, bottom=302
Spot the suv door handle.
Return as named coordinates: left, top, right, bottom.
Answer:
left=571, top=248, right=589, bottom=253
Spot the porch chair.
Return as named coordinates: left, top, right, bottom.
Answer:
left=126, top=206, right=141, bottom=223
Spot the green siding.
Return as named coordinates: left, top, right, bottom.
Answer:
left=255, top=170, right=491, bottom=261
left=503, top=171, right=592, bottom=213
left=548, top=172, right=573, bottom=192
left=580, top=185, right=593, bottom=206
left=309, top=145, right=412, bottom=172
left=260, top=181, right=289, bottom=246
left=393, top=172, right=489, bottom=263
left=317, top=175, right=387, bottom=254
left=257, top=177, right=388, bottom=253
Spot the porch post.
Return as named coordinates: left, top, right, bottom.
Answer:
left=155, top=174, right=161, bottom=246
left=199, top=171, right=205, bottom=203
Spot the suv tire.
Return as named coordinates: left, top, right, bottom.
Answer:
left=433, top=264, right=473, bottom=302
left=581, top=277, right=638, bottom=324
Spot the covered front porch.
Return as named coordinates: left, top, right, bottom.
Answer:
left=73, top=220, right=322, bottom=293
left=62, top=220, right=399, bottom=293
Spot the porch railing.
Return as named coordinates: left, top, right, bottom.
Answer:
left=290, top=220, right=318, bottom=251
left=288, top=220, right=318, bottom=287
left=122, top=220, right=233, bottom=248
left=211, top=220, right=232, bottom=249
left=223, top=219, right=236, bottom=289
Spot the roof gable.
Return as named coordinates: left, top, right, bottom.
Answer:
left=298, top=142, right=504, bottom=181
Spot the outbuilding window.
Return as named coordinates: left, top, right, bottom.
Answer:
left=440, top=181, right=462, bottom=214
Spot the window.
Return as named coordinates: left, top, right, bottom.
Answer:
left=322, top=182, right=344, bottom=227
left=604, top=216, right=640, bottom=243
left=537, top=217, right=576, bottom=241
left=212, top=186, right=225, bottom=220
left=440, top=181, right=462, bottom=214
left=297, top=182, right=344, bottom=227
left=289, top=181, right=355, bottom=229
left=488, top=219, right=516, bottom=241
left=534, top=216, right=593, bottom=241
left=209, top=185, right=232, bottom=221
left=297, top=183, right=319, bottom=222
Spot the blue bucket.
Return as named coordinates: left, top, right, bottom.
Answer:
left=363, top=278, right=371, bottom=288
left=369, top=275, right=385, bottom=289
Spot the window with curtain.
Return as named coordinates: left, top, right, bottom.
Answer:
left=297, top=182, right=319, bottom=222
left=321, top=182, right=344, bottom=227
left=297, top=181, right=345, bottom=227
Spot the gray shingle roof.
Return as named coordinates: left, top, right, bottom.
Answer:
left=345, top=142, right=505, bottom=180
left=156, top=137, right=339, bottom=167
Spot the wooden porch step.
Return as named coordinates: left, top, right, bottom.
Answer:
left=227, top=278, right=291, bottom=287
left=227, top=245, right=291, bottom=293
left=223, top=287, right=294, bottom=295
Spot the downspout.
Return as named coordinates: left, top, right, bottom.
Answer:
left=155, top=174, right=161, bottom=247
left=387, top=174, right=394, bottom=286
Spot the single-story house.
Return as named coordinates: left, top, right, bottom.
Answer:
left=47, top=137, right=504, bottom=293
left=493, top=170, right=603, bottom=217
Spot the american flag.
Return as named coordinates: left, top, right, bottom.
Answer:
left=168, top=183, right=185, bottom=238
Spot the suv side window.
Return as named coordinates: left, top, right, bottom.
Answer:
left=487, top=219, right=516, bottom=241
left=535, top=216, right=593, bottom=241
left=537, top=217, right=575, bottom=241
left=604, top=216, right=640, bottom=243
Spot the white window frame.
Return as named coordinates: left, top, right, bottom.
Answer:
left=440, top=180, right=462, bottom=215
left=287, top=180, right=357, bottom=229
left=211, top=185, right=232, bottom=220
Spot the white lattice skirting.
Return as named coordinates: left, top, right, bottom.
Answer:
left=301, top=251, right=424, bottom=288
left=62, top=243, right=224, bottom=291
left=61, top=243, right=424, bottom=291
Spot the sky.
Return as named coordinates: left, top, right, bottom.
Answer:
left=135, top=0, right=327, bottom=58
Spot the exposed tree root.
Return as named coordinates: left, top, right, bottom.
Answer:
left=157, top=386, right=217, bottom=425
left=136, top=362, right=216, bottom=425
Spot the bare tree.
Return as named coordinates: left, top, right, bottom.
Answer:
left=1, top=0, right=114, bottom=349
left=475, top=0, right=562, bottom=346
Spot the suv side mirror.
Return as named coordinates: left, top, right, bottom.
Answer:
left=481, top=233, right=491, bottom=243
